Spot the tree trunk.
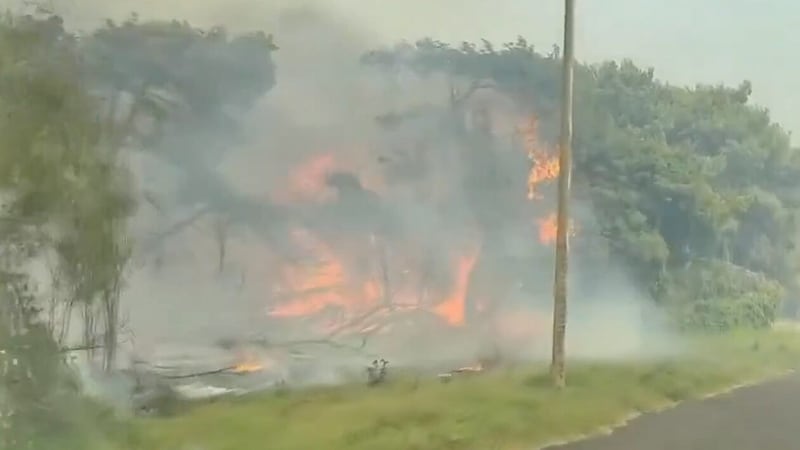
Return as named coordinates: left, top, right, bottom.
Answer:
left=102, top=288, right=119, bottom=372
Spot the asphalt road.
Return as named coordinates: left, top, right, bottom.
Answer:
left=546, top=372, right=800, bottom=450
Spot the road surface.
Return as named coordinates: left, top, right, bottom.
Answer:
left=546, top=372, right=800, bottom=450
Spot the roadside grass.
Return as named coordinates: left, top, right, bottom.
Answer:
left=122, top=329, right=800, bottom=450
left=11, top=397, right=138, bottom=450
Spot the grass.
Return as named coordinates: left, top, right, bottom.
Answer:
left=114, top=329, right=800, bottom=450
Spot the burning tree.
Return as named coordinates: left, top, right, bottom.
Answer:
left=256, top=75, right=563, bottom=346
left=362, top=37, right=799, bottom=333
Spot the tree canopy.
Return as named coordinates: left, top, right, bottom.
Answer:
left=0, top=13, right=134, bottom=449
left=79, top=14, right=282, bottom=252
left=0, top=11, right=278, bottom=448
left=364, top=38, right=800, bottom=328
left=3, top=13, right=799, bottom=449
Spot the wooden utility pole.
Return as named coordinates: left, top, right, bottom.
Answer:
left=551, top=0, right=575, bottom=389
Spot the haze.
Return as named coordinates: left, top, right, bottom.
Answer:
left=1, top=0, right=786, bottom=373
left=29, top=0, right=800, bottom=140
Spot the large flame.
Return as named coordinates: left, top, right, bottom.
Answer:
left=519, top=117, right=559, bottom=200
left=263, top=113, right=571, bottom=335
left=518, top=117, right=578, bottom=245
left=433, top=251, right=480, bottom=326
left=268, top=227, right=479, bottom=331
left=269, top=228, right=382, bottom=319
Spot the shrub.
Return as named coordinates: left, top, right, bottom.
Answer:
left=657, top=260, right=783, bottom=332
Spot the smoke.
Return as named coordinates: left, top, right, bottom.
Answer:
left=20, top=0, right=800, bottom=141
left=11, top=0, right=681, bottom=385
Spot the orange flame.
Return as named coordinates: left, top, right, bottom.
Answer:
left=518, top=117, right=559, bottom=199
left=433, top=252, right=480, bottom=326
left=268, top=225, right=481, bottom=331
left=538, top=213, right=558, bottom=245
left=537, top=212, right=577, bottom=245
left=518, top=116, right=577, bottom=244
left=272, top=153, right=337, bottom=203
left=231, top=353, right=267, bottom=374
left=264, top=114, right=568, bottom=334
left=269, top=228, right=382, bottom=319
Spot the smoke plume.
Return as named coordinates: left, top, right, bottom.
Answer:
left=11, top=0, right=680, bottom=384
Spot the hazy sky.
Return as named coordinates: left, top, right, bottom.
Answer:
left=10, top=0, right=800, bottom=138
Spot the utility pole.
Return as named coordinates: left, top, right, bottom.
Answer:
left=551, top=0, right=575, bottom=389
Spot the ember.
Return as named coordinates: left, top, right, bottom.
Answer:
left=231, top=354, right=267, bottom=374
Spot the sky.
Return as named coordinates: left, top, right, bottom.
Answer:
left=7, top=0, right=800, bottom=138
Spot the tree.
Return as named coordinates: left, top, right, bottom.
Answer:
left=79, top=14, right=281, bottom=261
left=363, top=36, right=800, bottom=330
left=0, top=13, right=134, bottom=448
left=1, top=9, right=285, bottom=445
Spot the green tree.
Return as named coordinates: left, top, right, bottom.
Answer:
left=364, top=39, right=800, bottom=330
left=0, top=13, right=133, bottom=449
left=79, top=14, right=281, bottom=253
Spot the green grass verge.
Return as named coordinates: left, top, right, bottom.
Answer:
left=115, top=330, right=800, bottom=450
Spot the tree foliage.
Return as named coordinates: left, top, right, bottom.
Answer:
left=79, top=14, right=281, bottom=247
left=0, top=10, right=280, bottom=446
left=0, top=13, right=134, bottom=449
left=658, top=260, right=783, bottom=331
left=364, top=38, right=800, bottom=330
left=82, top=14, right=277, bottom=144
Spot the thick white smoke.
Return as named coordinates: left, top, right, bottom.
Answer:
left=11, top=1, right=686, bottom=388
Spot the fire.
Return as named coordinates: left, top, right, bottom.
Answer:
left=231, top=354, right=267, bottom=374
left=272, top=153, right=338, bottom=203
left=269, top=228, right=382, bottom=319
left=538, top=213, right=558, bottom=245
left=268, top=232, right=479, bottom=331
left=518, top=116, right=577, bottom=245
left=537, top=212, right=577, bottom=245
left=518, top=117, right=559, bottom=200
left=433, top=252, right=480, bottom=326
left=265, top=139, right=486, bottom=332
left=272, top=146, right=385, bottom=205
left=261, top=112, right=569, bottom=336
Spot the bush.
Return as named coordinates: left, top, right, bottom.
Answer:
left=678, top=294, right=779, bottom=332
left=657, top=260, right=783, bottom=332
